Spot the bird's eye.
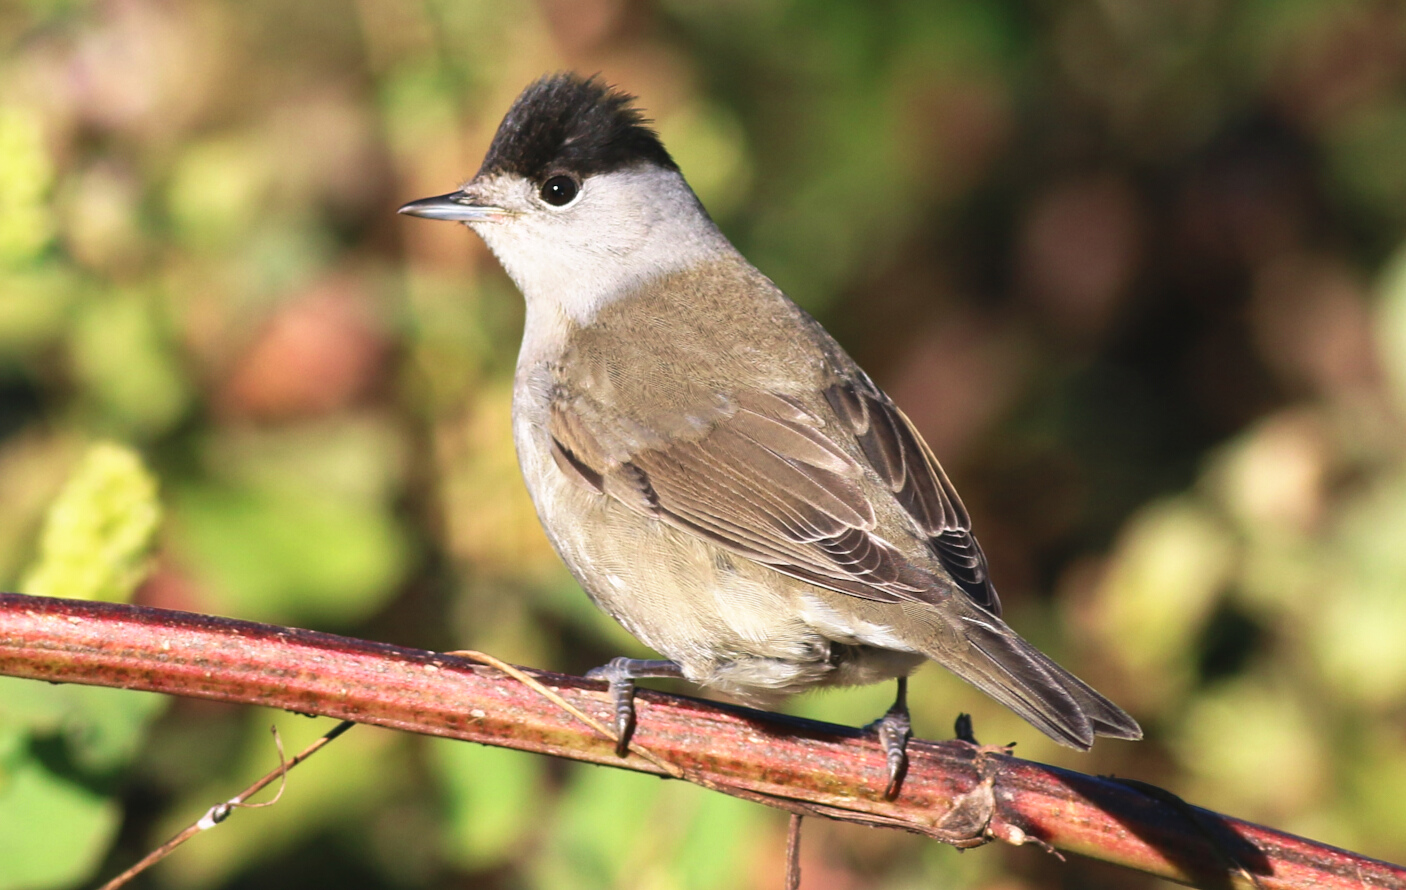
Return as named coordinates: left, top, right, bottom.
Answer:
left=540, top=175, right=580, bottom=207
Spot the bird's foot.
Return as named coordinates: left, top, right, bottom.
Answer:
left=865, top=677, right=912, bottom=800
left=585, top=657, right=684, bottom=756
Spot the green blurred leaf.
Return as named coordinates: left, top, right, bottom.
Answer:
left=204, top=417, right=408, bottom=507
left=658, top=102, right=753, bottom=219
left=534, top=766, right=661, bottom=890
left=532, top=764, right=762, bottom=890
left=0, top=434, right=83, bottom=591
left=1378, top=242, right=1406, bottom=414
left=1327, top=104, right=1406, bottom=224
left=431, top=739, right=542, bottom=870
left=57, top=685, right=167, bottom=773
left=70, top=290, right=191, bottom=435
left=1314, top=471, right=1406, bottom=705
left=0, top=105, right=55, bottom=268
left=20, top=441, right=161, bottom=603
left=0, top=442, right=165, bottom=884
left=173, top=479, right=411, bottom=624
left=673, top=787, right=762, bottom=890
left=1087, top=497, right=1236, bottom=706
left=1345, top=728, right=1406, bottom=853
left=0, top=751, right=119, bottom=890
left=437, top=383, right=563, bottom=585
left=377, top=62, right=461, bottom=156
left=0, top=269, right=75, bottom=355
left=0, top=678, right=167, bottom=773
left=1174, top=677, right=1325, bottom=824
left=165, top=136, right=273, bottom=250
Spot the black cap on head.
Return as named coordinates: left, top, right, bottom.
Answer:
left=477, top=73, right=677, bottom=183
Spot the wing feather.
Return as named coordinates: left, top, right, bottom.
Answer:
left=824, top=378, right=1000, bottom=614
left=548, top=376, right=994, bottom=610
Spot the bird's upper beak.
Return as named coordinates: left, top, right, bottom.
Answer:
left=397, top=186, right=508, bottom=222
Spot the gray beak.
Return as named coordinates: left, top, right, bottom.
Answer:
left=397, top=189, right=508, bottom=222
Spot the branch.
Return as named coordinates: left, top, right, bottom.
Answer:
left=1, top=593, right=1400, bottom=890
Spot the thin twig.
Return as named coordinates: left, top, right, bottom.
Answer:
left=97, top=720, right=354, bottom=890
left=786, top=813, right=803, bottom=890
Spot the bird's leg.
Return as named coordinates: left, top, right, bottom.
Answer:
left=585, top=657, right=684, bottom=756
left=866, top=676, right=912, bottom=800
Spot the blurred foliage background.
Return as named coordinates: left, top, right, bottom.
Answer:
left=2, top=0, right=1406, bottom=888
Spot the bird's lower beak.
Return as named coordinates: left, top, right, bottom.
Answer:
left=397, top=189, right=508, bottom=222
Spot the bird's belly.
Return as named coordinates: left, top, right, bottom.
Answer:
left=512, top=405, right=921, bottom=704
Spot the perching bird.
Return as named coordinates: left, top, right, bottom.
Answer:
left=400, top=73, right=1140, bottom=797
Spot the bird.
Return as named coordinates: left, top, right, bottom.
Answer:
left=399, top=72, right=1141, bottom=797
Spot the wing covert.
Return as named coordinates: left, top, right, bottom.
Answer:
left=548, top=378, right=998, bottom=614
left=824, top=377, right=1000, bottom=614
left=548, top=391, right=944, bottom=604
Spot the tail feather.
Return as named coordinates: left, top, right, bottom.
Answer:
left=929, top=606, right=1141, bottom=749
left=1048, top=659, right=1142, bottom=741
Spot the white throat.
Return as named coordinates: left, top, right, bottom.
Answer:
left=470, top=166, right=736, bottom=328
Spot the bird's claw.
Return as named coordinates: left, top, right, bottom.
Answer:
left=865, top=677, right=912, bottom=800
left=607, top=675, right=636, bottom=757
left=585, top=660, right=637, bottom=756
left=872, top=706, right=912, bottom=800
left=586, top=657, right=683, bottom=757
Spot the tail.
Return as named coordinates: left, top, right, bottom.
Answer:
left=928, top=602, right=1141, bottom=749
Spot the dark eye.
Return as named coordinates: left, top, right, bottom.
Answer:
left=540, top=175, right=579, bottom=206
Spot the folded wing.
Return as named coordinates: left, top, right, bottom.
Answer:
left=548, top=382, right=992, bottom=611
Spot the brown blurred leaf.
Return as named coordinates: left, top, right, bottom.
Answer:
left=218, top=277, right=387, bottom=421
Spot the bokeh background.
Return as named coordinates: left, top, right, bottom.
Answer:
left=3, top=0, right=1406, bottom=888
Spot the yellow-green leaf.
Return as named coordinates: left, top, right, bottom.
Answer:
left=20, top=442, right=161, bottom=603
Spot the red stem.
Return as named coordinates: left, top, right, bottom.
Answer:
left=0, top=593, right=1400, bottom=889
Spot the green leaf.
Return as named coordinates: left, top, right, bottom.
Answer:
left=172, top=480, right=411, bottom=624
left=533, top=766, right=661, bottom=890
left=1173, top=677, right=1325, bottom=823
left=165, top=136, right=273, bottom=251
left=530, top=764, right=762, bottom=890
left=0, top=105, right=55, bottom=268
left=1378, top=244, right=1406, bottom=415
left=0, top=753, right=119, bottom=890
left=673, top=788, right=762, bottom=890
left=0, top=268, right=75, bottom=354
left=20, top=442, right=161, bottom=603
left=430, top=739, right=541, bottom=870
left=1314, top=471, right=1406, bottom=705
left=0, top=678, right=167, bottom=773
left=1085, top=497, right=1236, bottom=706
left=69, top=291, right=191, bottom=436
